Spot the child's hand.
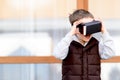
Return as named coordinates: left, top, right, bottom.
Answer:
left=101, top=24, right=107, bottom=34
left=70, top=21, right=80, bottom=36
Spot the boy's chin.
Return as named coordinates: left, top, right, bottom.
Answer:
left=83, top=35, right=91, bottom=42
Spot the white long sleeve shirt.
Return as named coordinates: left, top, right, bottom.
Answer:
left=53, top=31, right=115, bottom=60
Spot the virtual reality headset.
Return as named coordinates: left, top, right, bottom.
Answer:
left=77, top=20, right=102, bottom=35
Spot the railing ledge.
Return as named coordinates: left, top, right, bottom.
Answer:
left=0, top=56, right=119, bottom=64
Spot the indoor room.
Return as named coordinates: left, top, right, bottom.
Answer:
left=0, top=0, right=120, bottom=80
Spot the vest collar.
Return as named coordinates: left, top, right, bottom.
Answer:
left=74, top=35, right=92, bottom=46
left=72, top=37, right=98, bottom=50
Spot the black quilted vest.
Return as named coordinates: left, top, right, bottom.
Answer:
left=62, top=37, right=101, bottom=80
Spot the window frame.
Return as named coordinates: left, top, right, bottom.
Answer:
left=0, top=0, right=119, bottom=64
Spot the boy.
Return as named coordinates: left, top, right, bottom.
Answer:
left=53, top=9, right=115, bottom=80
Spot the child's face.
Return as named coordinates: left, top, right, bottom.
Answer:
left=76, top=17, right=94, bottom=42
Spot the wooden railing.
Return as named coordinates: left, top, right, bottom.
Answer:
left=0, top=56, right=119, bottom=64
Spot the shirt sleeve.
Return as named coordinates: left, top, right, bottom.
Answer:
left=53, top=32, right=74, bottom=60
left=93, top=32, right=116, bottom=59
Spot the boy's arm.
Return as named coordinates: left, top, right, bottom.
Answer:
left=53, top=32, right=73, bottom=60
left=53, top=21, right=80, bottom=60
left=93, top=32, right=115, bottom=59
left=92, top=20, right=115, bottom=59
left=99, top=32, right=115, bottom=59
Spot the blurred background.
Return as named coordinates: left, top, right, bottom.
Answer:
left=0, top=0, right=120, bottom=80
